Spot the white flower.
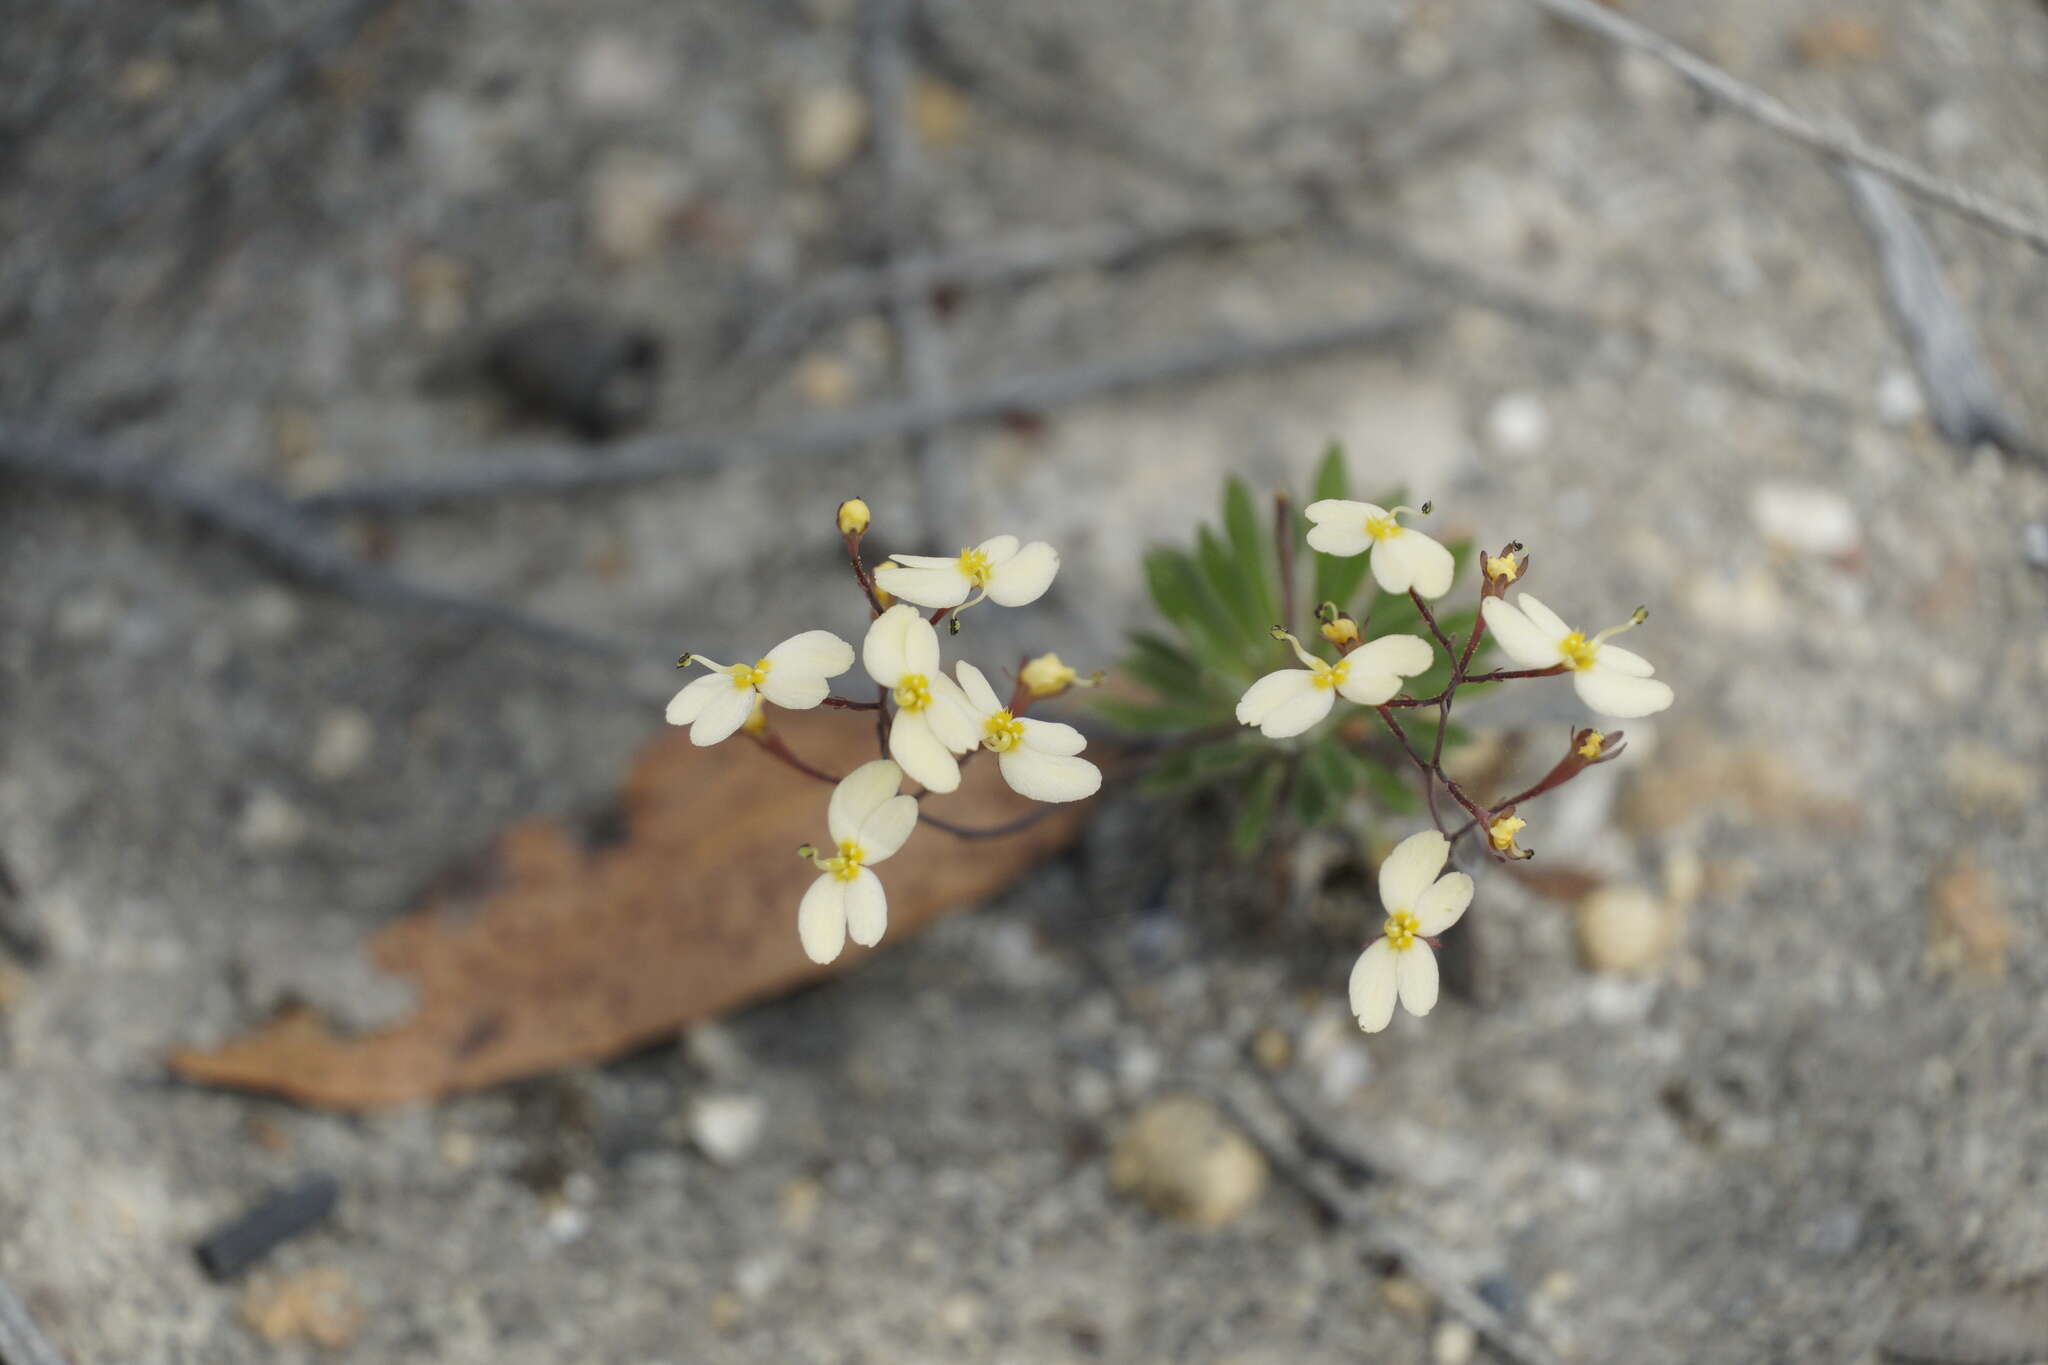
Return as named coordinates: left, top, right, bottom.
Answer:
left=666, top=629, right=855, bottom=746
left=953, top=662, right=1103, bottom=803
left=1348, top=829, right=1473, bottom=1032
left=1235, top=629, right=1435, bottom=739
left=1479, top=594, right=1674, bottom=719
left=1304, top=499, right=1456, bottom=600
left=798, top=760, right=919, bottom=963
left=863, top=604, right=981, bottom=793
left=873, top=534, right=1060, bottom=611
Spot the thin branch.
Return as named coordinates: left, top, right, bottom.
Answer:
left=294, top=309, right=1431, bottom=515
left=1520, top=0, right=2048, bottom=255
left=0, top=422, right=641, bottom=667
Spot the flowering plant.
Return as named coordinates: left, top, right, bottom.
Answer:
left=1112, top=443, right=1673, bottom=1030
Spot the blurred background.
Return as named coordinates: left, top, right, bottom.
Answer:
left=2, top=0, right=2046, bottom=1361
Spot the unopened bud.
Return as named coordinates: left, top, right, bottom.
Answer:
left=837, top=498, right=871, bottom=537
left=1020, top=653, right=1081, bottom=699
left=1319, top=617, right=1359, bottom=647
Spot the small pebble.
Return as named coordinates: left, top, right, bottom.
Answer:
left=689, top=1093, right=766, bottom=1165
left=784, top=87, right=868, bottom=176
left=1433, top=1319, right=1479, bottom=1365
left=778, top=1177, right=822, bottom=1234
left=54, top=586, right=122, bottom=641
left=1484, top=391, right=1550, bottom=458
left=1252, top=1026, right=1293, bottom=1073
left=588, top=152, right=691, bottom=264
left=1940, top=743, right=2037, bottom=816
left=568, top=32, right=673, bottom=116
left=1108, top=1095, right=1267, bottom=1228
left=1379, top=1274, right=1434, bottom=1322
left=243, top=588, right=303, bottom=639
left=308, top=707, right=374, bottom=781
left=1750, top=482, right=1860, bottom=558
left=237, top=789, right=309, bottom=855
left=1574, top=885, right=1674, bottom=975
left=1875, top=368, right=1925, bottom=426
left=797, top=354, right=855, bottom=408
left=240, top=1267, right=362, bottom=1349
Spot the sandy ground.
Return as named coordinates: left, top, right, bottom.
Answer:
left=4, top=1, right=2048, bottom=1361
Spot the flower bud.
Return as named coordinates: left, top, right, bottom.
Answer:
left=1481, top=542, right=1525, bottom=598
left=1486, top=810, right=1530, bottom=858
left=742, top=699, right=768, bottom=735
left=1319, top=616, right=1359, bottom=647
left=1020, top=652, right=1080, bottom=699
left=837, top=498, right=871, bottom=537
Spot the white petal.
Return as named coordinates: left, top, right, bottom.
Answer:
left=828, top=758, right=905, bottom=847
left=1412, top=872, right=1473, bottom=935
left=1347, top=633, right=1435, bottom=678
left=855, top=794, right=920, bottom=863
left=1386, top=529, right=1455, bottom=600
left=922, top=674, right=983, bottom=752
left=1367, top=535, right=1412, bottom=594
left=664, top=673, right=729, bottom=726
left=1349, top=940, right=1398, bottom=1033
left=886, top=553, right=961, bottom=569
left=1480, top=597, right=1562, bottom=668
left=1306, top=522, right=1371, bottom=557
left=1515, top=594, right=1573, bottom=641
left=756, top=668, right=830, bottom=710
left=1378, top=829, right=1448, bottom=912
left=688, top=681, right=758, bottom=746
left=1595, top=643, right=1656, bottom=677
left=985, top=541, right=1059, bottom=606
left=844, top=867, right=888, bottom=947
left=874, top=563, right=971, bottom=609
left=861, top=603, right=926, bottom=685
left=1334, top=668, right=1403, bottom=706
left=974, top=534, right=1021, bottom=564
left=1305, top=499, right=1379, bottom=525
left=764, top=629, right=855, bottom=681
left=889, top=710, right=961, bottom=793
left=1236, top=668, right=1316, bottom=726
left=954, top=660, right=1004, bottom=716
left=998, top=747, right=1102, bottom=803
left=1256, top=685, right=1337, bottom=739
left=1395, top=943, right=1440, bottom=1017
left=1018, top=718, right=1087, bottom=756
left=1574, top=668, right=1674, bottom=719
left=798, top=876, right=847, bottom=964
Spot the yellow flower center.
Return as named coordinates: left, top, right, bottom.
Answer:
left=1488, top=814, right=1526, bottom=851
left=1310, top=659, right=1350, bottom=691
left=893, top=673, right=932, bottom=711
left=957, top=547, right=994, bottom=586
left=1577, top=730, right=1604, bottom=760
left=1485, top=554, right=1520, bottom=582
left=730, top=657, right=773, bottom=689
left=982, top=710, right=1025, bottom=752
left=824, top=840, right=866, bottom=881
left=1364, top=513, right=1403, bottom=542
left=1558, top=631, right=1599, bottom=671
left=1382, top=910, right=1422, bottom=952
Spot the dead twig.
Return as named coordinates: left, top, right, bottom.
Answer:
left=1520, top=0, right=2048, bottom=255
left=294, top=309, right=1433, bottom=515
left=0, top=422, right=639, bottom=665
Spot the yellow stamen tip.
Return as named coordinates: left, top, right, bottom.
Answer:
left=1577, top=731, right=1605, bottom=760
left=1382, top=910, right=1422, bottom=952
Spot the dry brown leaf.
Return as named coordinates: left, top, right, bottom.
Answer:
left=171, top=711, right=1089, bottom=1109
left=242, top=1267, right=363, bottom=1349
left=1622, top=740, right=1864, bottom=836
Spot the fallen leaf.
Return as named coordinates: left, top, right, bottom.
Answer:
left=171, top=711, right=1089, bottom=1109
left=242, top=1268, right=363, bottom=1349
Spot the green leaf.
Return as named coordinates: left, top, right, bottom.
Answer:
left=1197, top=524, right=1267, bottom=644
left=1122, top=631, right=1211, bottom=703
left=1222, top=478, right=1277, bottom=625
left=1094, top=695, right=1229, bottom=734
left=1143, top=547, right=1242, bottom=672
left=1140, top=738, right=1264, bottom=796
left=1360, top=756, right=1421, bottom=813
left=1291, top=758, right=1331, bottom=825
left=1305, top=738, right=1359, bottom=799
left=1232, top=762, right=1285, bottom=856
left=1310, top=441, right=1349, bottom=503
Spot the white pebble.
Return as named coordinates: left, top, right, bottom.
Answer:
left=308, top=707, right=374, bottom=781
left=1750, top=482, right=1860, bottom=558
left=1484, top=391, right=1551, bottom=458
left=1875, top=368, right=1925, bottom=426
left=237, top=788, right=308, bottom=854
left=689, top=1093, right=767, bottom=1165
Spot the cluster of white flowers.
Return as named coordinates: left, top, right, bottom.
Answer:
left=666, top=510, right=1101, bottom=966
left=1237, top=499, right=1675, bottom=1032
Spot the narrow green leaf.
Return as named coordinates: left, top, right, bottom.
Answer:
left=1231, top=762, right=1285, bottom=856
left=1197, top=524, right=1267, bottom=642
left=1222, top=477, right=1277, bottom=625
left=1310, top=442, right=1349, bottom=502
left=1094, top=695, right=1231, bottom=734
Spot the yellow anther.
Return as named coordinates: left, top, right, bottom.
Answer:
left=1365, top=513, right=1403, bottom=542
left=730, top=657, right=773, bottom=689
left=1558, top=631, right=1598, bottom=671
left=893, top=673, right=932, bottom=711
left=1320, top=617, right=1359, bottom=646
left=957, top=547, right=994, bottom=586
left=1487, top=814, right=1526, bottom=852
left=982, top=710, right=1026, bottom=752
left=1382, top=910, right=1422, bottom=952
left=1309, top=659, right=1350, bottom=691
left=1485, top=554, right=1520, bottom=583
left=1577, top=730, right=1605, bottom=760
left=823, top=840, right=866, bottom=881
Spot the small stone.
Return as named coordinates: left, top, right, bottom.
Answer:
left=683, top=1021, right=749, bottom=1077
left=405, top=252, right=471, bottom=336
left=1069, top=1066, right=1114, bottom=1118
left=1875, top=368, right=1925, bottom=426
left=53, top=586, right=121, bottom=641
left=1538, top=1270, right=1578, bottom=1302
left=1926, top=857, right=2013, bottom=979
left=244, top=587, right=303, bottom=639
left=1750, top=482, right=1860, bottom=558
left=1433, top=1319, right=1479, bottom=1365
left=1252, top=1026, right=1293, bottom=1073
left=1941, top=743, right=2037, bottom=817
left=709, top=1291, right=743, bottom=1332
left=1574, top=885, right=1674, bottom=975
left=241, top=1268, right=363, bottom=1349
left=0, top=959, right=30, bottom=1012
left=588, top=151, right=691, bottom=264
left=1793, top=15, right=1884, bottom=65
left=568, top=32, right=673, bottom=116
left=1379, top=1274, right=1434, bottom=1322
left=733, top=1251, right=785, bottom=1300
left=1108, top=1095, right=1267, bottom=1227
left=937, top=1291, right=984, bottom=1336
left=689, top=1093, right=766, bottom=1165
left=1686, top=568, right=1789, bottom=637
left=912, top=77, right=970, bottom=148
left=439, top=1130, right=479, bottom=1170
left=2023, top=524, right=2048, bottom=574
left=237, top=789, right=309, bottom=854
left=1484, top=391, right=1550, bottom=458
left=784, top=87, right=868, bottom=177
left=778, top=1177, right=822, bottom=1234
left=114, top=57, right=177, bottom=103
left=308, top=707, right=374, bottom=781
left=1115, top=1039, right=1162, bottom=1097
left=797, top=354, right=855, bottom=408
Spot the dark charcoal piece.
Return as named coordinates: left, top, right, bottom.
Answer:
left=485, top=306, right=663, bottom=441
left=192, top=1174, right=340, bottom=1281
